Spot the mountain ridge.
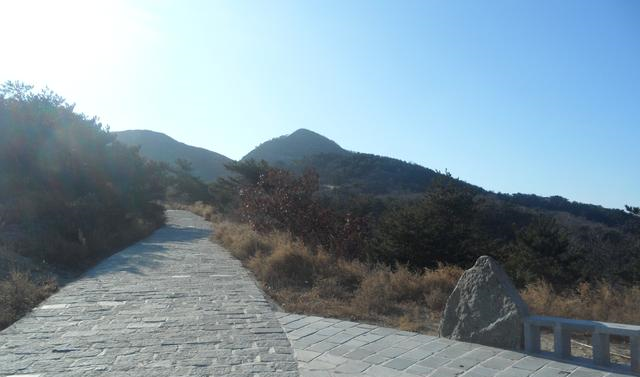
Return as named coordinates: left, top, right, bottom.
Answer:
left=114, top=129, right=233, bottom=182
left=114, top=127, right=634, bottom=217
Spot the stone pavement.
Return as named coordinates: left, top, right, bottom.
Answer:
left=276, top=313, right=634, bottom=377
left=1, top=210, right=634, bottom=377
left=0, top=210, right=298, bottom=377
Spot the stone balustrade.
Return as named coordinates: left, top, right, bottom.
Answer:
left=524, top=315, right=640, bottom=374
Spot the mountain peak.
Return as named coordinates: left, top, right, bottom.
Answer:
left=242, top=129, right=349, bottom=164
left=114, top=130, right=233, bottom=182
left=289, top=128, right=319, bottom=136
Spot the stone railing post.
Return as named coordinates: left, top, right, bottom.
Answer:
left=524, top=320, right=540, bottom=353
left=554, top=324, right=571, bottom=359
left=592, top=330, right=610, bottom=366
left=631, top=336, right=639, bottom=373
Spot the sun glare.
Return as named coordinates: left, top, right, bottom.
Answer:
left=0, top=1, right=153, bottom=84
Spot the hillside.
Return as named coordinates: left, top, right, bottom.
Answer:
left=115, top=128, right=447, bottom=196
left=122, top=128, right=636, bottom=227
left=242, top=128, right=350, bottom=165
left=112, top=127, right=638, bottom=242
left=115, top=130, right=233, bottom=182
left=241, top=129, right=447, bottom=195
left=290, top=152, right=444, bottom=195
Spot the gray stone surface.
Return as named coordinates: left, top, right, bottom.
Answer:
left=278, top=313, right=627, bottom=377
left=0, top=210, right=298, bottom=377
left=440, top=255, right=530, bottom=350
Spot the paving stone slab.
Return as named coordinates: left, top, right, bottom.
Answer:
left=0, top=211, right=298, bottom=377
left=279, top=313, right=632, bottom=377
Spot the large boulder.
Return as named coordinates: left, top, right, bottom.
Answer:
left=439, top=255, right=529, bottom=350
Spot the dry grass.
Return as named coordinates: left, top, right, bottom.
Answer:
left=213, top=221, right=272, bottom=260
left=214, top=214, right=640, bottom=333
left=167, top=201, right=220, bottom=222
left=0, top=270, right=58, bottom=330
left=211, top=215, right=640, bottom=334
left=212, top=219, right=463, bottom=334
left=522, top=280, right=640, bottom=325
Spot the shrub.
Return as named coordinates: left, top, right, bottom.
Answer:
left=422, top=264, right=464, bottom=312
left=353, top=268, right=398, bottom=315
left=0, top=271, right=57, bottom=330
left=327, top=258, right=369, bottom=293
left=248, top=238, right=316, bottom=290
left=213, top=221, right=271, bottom=260
left=0, top=82, right=166, bottom=268
left=352, top=264, right=463, bottom=316
left=370, top=177, right=486, bottom=268
left=501, top=216, right=573, bottom=287
left=224, top=161, right=369, bottom=260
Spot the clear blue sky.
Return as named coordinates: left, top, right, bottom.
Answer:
left=1, top=1, right=638, bottom=209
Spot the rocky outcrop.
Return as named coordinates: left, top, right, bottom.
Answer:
left=439, top=255, right=529, bottom=350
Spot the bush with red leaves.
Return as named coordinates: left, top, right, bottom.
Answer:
left=238, top=166, right=367, bottom=259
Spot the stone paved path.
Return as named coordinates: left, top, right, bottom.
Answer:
left=276, top=313, right=633, bottom=377
left=0, top=210, right=298, bottom=377
left=1, top=210, right=634, bottom=377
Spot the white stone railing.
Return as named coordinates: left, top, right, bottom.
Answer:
left=524, top=315, right=640, bottom=374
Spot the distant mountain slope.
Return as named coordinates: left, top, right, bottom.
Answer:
left=497, top=193, right=635, bottom=230
left=115, top=128, right=637, bottom=236
left=242, top=128, right=448, bottom=195
left=115, top=130, right=233, bottom=182
left=290, top=152, right=445, bottom=195
left=242, top=128, right=350, bottom=165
